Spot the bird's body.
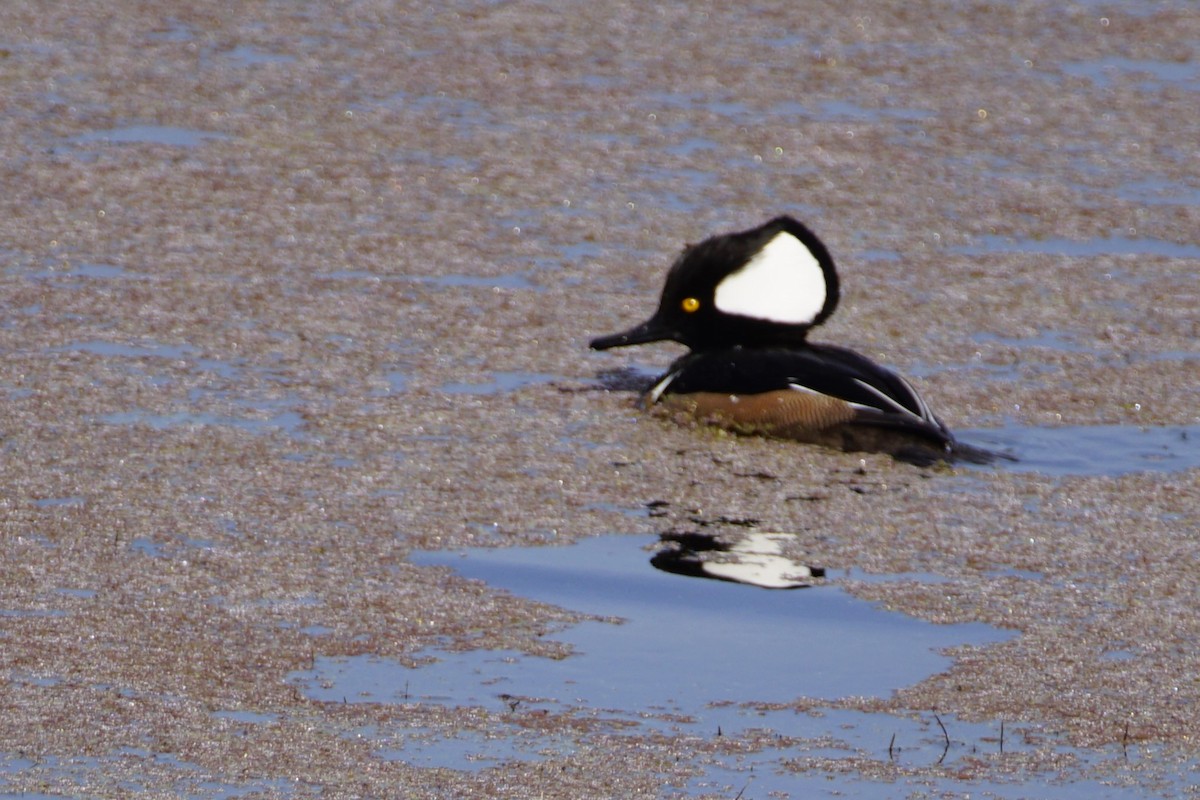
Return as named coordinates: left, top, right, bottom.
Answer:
left=590, top=216, right=1002, bottom=464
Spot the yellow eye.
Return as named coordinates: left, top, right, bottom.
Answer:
left=681, top=297, right=700, bottom=313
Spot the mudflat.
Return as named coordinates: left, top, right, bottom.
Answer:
left=1, top=2, right=1197, bottom=797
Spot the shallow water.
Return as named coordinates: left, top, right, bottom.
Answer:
left=286, top=535, right=1013, bottom=785
left=1061, top=55, right=1200, bottom=90
left=286, top=536, right=1176, bottom=796
left=70, top=125, right=231, bottom=148
left=5, top=2, right=1200, bottom=798
left=440, top=370, right=560, bottom=395
left=962, top=422, right=1200, bottom=477
left=954, top=233, right=1200, bottom=259
left=402, top=537, right=1009, bottom=706
left=37, top=325, right=1199, bottom=484
left=686, top=749, right=1197, bottom=800
left=0, top=749, right=298, bottom=799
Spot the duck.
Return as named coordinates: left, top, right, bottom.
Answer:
left=590, top=215, right=1001, bottom=465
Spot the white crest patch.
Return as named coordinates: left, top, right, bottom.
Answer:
left=713, top=231, right=827, bottom=324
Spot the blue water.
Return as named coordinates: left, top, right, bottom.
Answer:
left=1061, top=56, right=1200, bottom=90
left=963, top=422, right=1200, bottom=476
left=294, top=536, right=1010, bottom=720
left=283, top=536, right=1176, bottom=798
left=72, top=125, right=231, bottom=147
left=953, top=234, right=1200, bottom=259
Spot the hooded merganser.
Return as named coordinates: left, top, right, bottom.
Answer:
left=590, top=216, right=1000, bottom=465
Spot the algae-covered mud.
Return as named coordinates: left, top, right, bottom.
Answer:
left=2, top=1, right=1198, bottom=797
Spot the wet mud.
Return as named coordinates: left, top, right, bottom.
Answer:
left=1, top=1, right=1198, bottom=797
